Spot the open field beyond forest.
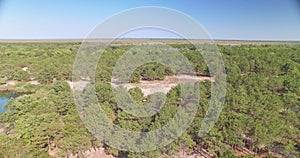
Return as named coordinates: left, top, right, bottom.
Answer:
left=0, top=40, right=299, bottom=158
left=1, top=39, right=300, bottom=46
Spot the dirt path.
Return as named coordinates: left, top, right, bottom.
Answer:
left=1, top=80, right=40, bottom=87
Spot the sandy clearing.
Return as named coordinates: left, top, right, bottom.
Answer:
left=112, top=75, right=213, bottom=96
left=67, top=80, right=89, bottom=91
left=69, top=147, right=114, bottom=158
left=67, top=75, right=213, bottom=96
left=3, top=80, right=40, bottom=86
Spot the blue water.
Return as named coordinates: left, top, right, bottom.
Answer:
left=0, top=97, right=9, bottom=113
left=0, top=92, right=18, bottom=113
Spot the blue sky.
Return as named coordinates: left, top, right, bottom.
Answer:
left=0, top=0, right=299, bottom=40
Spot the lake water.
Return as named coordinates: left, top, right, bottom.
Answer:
left=0, top=97, right=9, bottom=113
left=0, top=92, right=17, bottom=113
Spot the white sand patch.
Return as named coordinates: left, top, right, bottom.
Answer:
left=6, top=80, right=17, bottom=85
left=67, top=80, right=89, bottom=91
left=22, top=67, right=28, bottom=71
left=112, top=75, right=214, bottom=96
left=69, top=147, right=114, bottom=158
left=28, top=80, right=40, bottom=85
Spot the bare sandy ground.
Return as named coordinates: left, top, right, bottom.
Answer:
left=1, top=80, right=40, bottom=86
left=67, top=80, right=89, bottom=91
left=112, top=75, right=213, bottom=96
left=68, top=147, right=114, bottom=158
left=67, top=75, right=213, bottom=96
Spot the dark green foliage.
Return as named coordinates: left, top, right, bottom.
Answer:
left=0, top=42, right=299, bottom=157
left=133, top=62, right=174, bottom=82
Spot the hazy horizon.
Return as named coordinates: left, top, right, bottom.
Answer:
left=0, top=0, right=300, bottom=41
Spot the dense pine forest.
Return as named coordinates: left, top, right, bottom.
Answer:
left=0, top=41, right=299, bottom=158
